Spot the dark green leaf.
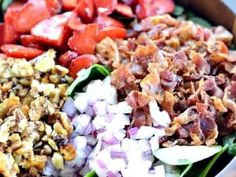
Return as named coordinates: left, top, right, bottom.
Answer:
left=1, top=0, right=12, bottom=12
left=173, top=5, right=184, bottom=16
left=188, top=17, right=212, bottom=28
left=179, top=164, right=193, bottom=177
left=223, top=132, right=236, bottom=145
left=199, top=144, right=229, bottom=177
left=230, top=44, right=236, bottom=50
left=228, top=144, right=236, bottom=155
left=223, top=132, right=236, bottom=155
left=84, top=170, right=97, bottom=177
left=66, top=64, right=110, bottom=97
left=185, top=11, right=196, bottom=18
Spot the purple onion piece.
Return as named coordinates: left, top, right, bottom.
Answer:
left=127, top=127, right=139, bottom=137
left=62, top=97, right=77, bottom=118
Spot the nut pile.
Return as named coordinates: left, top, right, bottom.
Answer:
left=0, top=50, right=76, bottom=177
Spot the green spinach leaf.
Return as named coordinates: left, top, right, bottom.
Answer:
left=179, top=164, right=193, bottom=177
left=188, top=17, right=212, bottom=28
left=199, top=144, right=229, bottom=177
left=1, top=0, right=12, bottom=12
left=173, top=5, right=184, bottom=16
left=66, top=64, right=110, bottom=97
left=84, top=170, right=97, bottom=177
left=223, top=132, right=236, bottom=155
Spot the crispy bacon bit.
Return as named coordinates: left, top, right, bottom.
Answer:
left=126, top=91, right=152, bottom=109
left=172, top=51, right=188, bottom=70
left=190, top=51, right=210, bottom=75
left=204, top=76, right=223, bottom=98
left=96, top=37, right=120, bottom=67
left=141, top=66, right=161, bottom=95
left=160, top=70, right=179, bottom=90
left=131, top=107, right=152, bottom=128
left=111, top=65, right=137, bottom=94
left=98, top=14, right=235, bottom=146
left=162, top=91, right=176, bottom=117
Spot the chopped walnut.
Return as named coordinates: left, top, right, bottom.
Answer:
left=0, top=51, right=74, bottom=176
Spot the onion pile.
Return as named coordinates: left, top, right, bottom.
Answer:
left=55, top=76, right=172, bottom=177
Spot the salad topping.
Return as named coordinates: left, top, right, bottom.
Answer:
left=96, top=15, right=236, bottom=147
left=58, top=76, right=170, bottom=177
left=0, top=50, right=75, bottom=177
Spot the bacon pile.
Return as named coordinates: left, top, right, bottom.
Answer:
left=95, top=14, right=236, bottom=146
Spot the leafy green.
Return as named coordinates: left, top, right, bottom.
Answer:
left=173, top=5, right=184, bottom=16
left=153, top=145, right=222, bottom=166
left=185, top=11, right=196, bottom=18
left=84, top=170, right=97, bottom=177
left=199, top=144, right=229, bottom=177
left=179, top=164, right=193, bottom=177
left=1, top=0, right=12, bottom=12
left=223, top=132, right=236, bottom=155
left=230, top=44, right=236, bottom=50
left=188, top=17, right=212, bottom=28
left=66, top=64, right=110, bottom=97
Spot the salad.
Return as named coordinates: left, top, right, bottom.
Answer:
left=0, top=0, right=236, bottom=177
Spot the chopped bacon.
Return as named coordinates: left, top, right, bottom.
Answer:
left=160, top=70, right=179, bottom=90
left=172, top=51, right=188, bottom=70
left=111, top=65, right=137, bottom=94
left=204, top=76, right=223, bottom=98
left=126, top=91, right=151, bottom=109
left=96, top=37, right=120, bottom=67
left=103, top=14, right=236, bottom=146
left=130, top=107, right=152, bottom=128
left=190, top=51, right=210, bottom=75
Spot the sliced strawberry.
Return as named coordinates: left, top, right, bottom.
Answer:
left=45, top=0, right=62, bottom=15
left=3, top=2, right=24, bottom=44
left=95, top=15, right=124, bottom=29
left=94, top=0, right=117, bottom=15
left=62, top=0, right=77, bottom=10
left=69, top=54, right=97, bottom=78
left=20, top=35, right=45, bottom=50
left=67, top=12, right=85, bottom=31
left=14, top=0, right=51, bottom=33
left=136, top=0, right=175, bottom=19
left=0, top=23, right=4, bottom=46
left=68, top=23, right=98, bottom=54
left=115, top=3, right=134, bottom=18
left=58, top=50, right=78, bottom=68
left=31, top=12, right=72, bottom=47
left=96, top=26, right=126, bottom=42
left=74, top=0, right=95, bottom=23
left=1, top=44, right=44, bottom=59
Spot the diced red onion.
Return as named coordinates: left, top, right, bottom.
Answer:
left=110, top=151, right=127, bottom=159
left=74, top=93, right=89, bottom=113
left=84, top=123, right=94, bottom=135
left=72, top=114, right=91, bottom=135
left=97, top=159, right=107, bottom=169
left=149, top=100, right=171, bottom=127
left=85, top=105, right=96, bottom=117
left=134, top=126, right=156, bottom=139
left=127, top=127, right=139, bottom=138
left=107, top=101, right=132, bottom=114
left=92, top=115, right=106, bottom=130
left=107, top=171, right=121, bottom=177
left=93, top=101, right=108, bottom=116
left=102, top=136, right=119, bottom=145
left=108, top=114, right=130, bottom=130
left=62, top=97, right=77, bottom=118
